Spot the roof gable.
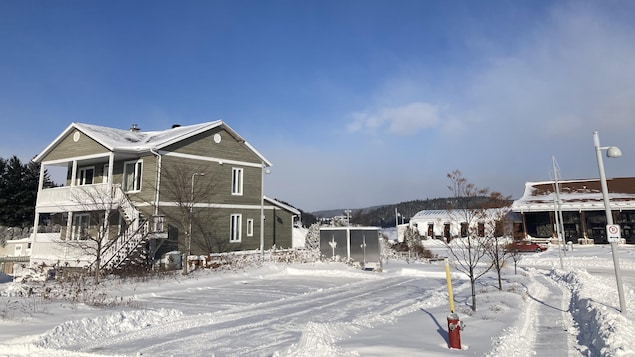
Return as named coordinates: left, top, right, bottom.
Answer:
left=34, top=121, right=271, bottom=166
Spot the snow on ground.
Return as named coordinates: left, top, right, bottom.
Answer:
left=1, top=242, right=635, bottom=356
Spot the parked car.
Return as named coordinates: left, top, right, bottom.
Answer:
left=508, top=241, right=548, bottom=253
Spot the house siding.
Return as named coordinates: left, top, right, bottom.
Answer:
left=156, top=204, right=293, bottom=255
left=41, top=129, right=109, bottom=162
left=164, top=129, right=262, bottom=164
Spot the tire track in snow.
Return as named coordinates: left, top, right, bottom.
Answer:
left=62, top=274, right=457, bottom=356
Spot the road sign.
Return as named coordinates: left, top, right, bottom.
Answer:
left=607, top=224, right=621, bottom=243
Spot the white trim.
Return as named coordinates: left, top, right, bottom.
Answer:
left=40, top=152, right=112, bottom=166
left=33, top=123, right=78, bottom=163
left=243, top=141, right=272, bottom=167
left=141, top=201, right=276, bottom=210
left=162, top=151, right=263, bottom=168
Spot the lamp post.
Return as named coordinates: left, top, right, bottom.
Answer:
left=184, top=172, right=204, bottom=275
left=593, top=131, right=626, bottom=314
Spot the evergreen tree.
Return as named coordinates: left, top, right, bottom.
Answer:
left=0, top=156, right=53, bottom=228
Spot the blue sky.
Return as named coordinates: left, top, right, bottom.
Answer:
left=2, top=1, right=635, bottom=212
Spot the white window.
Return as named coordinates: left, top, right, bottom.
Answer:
left=72, top=213, right=90, bottom=240
left=246, top=218, right=254, bottom=237
left=230, top=214, right=242, bottom=242
left=123, top=160, right=143, bottom=192
left=77, top=167, right=94, bottom=185
left=231, top=167, right=243, bottom=195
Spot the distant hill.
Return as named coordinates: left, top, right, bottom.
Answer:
left=312, top=198, right=459, bottom=228
left=291, top=196, right=509, bottom=228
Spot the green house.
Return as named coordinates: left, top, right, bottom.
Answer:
left=30, top=121, right=300, bottom=272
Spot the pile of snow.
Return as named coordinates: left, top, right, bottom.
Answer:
left=550, top=269, right=635, bottom=356
left=37, top=308, right=183, bottom=349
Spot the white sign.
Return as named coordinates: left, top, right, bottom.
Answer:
left=607, top=224, right=621, bottom=243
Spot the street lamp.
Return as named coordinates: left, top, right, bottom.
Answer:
left=184, top=172, right=204, bottom=275
left=260, top=163, right=271, bottom=261
left=593, top=131, right=626, bottom=314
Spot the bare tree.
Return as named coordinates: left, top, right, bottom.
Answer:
left=509, top=243, right=523, bottom=275
left=483, top=192, right=513, bottom=290
left=191, top=209, right=231, bottom=254
left=57, top=184, right=137, bottom=284
left=445, top=170, right=494, bottom=312
left=155, top=162, right=217, bottom=274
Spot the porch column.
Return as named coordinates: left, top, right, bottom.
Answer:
left=71, top=160, right=78, bottom=186
left=32, top=164, right=46, bottom=243
left=521, top=212, right=528, bottom=239
left=108, top=153, right=114, bottom=184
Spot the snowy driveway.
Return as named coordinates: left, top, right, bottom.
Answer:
left=3, top=245, right=635, bottom=356
left=79, top=272, right=437, bottom=356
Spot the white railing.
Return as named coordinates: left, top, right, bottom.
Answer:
left=36, top=184, right=113, bottom=212
left=111, top=184, right=139, bottom=226
left=100, top=219, right=149, bottom=272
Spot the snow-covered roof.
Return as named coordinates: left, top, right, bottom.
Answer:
left=264, top=197, right=301, bottom=215
left=35, top=121, right=271, bottom=166
left=512, top=177, right=635, bottom=212
left=411, top=210, right=452, bottom=219
left=410, top=208, right=509, bottom=222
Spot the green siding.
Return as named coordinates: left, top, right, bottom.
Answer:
left=164, top=129, right=262, bottom=164
left=42, top=130, right=109, bottom=162
left=157, top=155, right=262, bottom=207
left=155, top=205, right=293, bottom=254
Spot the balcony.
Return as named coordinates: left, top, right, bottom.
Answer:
left=36, top=183, right=121, bottom=213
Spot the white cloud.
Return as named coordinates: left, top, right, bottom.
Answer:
left=347, top=102, right=440, bottom=136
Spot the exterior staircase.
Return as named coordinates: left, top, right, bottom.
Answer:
left=89, top=185, right=167, bottom=275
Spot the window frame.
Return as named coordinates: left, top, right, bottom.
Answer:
left=231, top=167, right=243, bottom=196
left=71, top=213, right=91, bottom=240
left=230, top=214, right=242, bottom=242
left=246, top=218, right=254, bottom=237
left=123, top=160, right=143, bottom=192
left=77, top=166, right=95, bottom=186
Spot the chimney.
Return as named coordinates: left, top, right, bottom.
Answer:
left=129, top=123, right=141, bottom=132
left=172, top=124, right=181, bottom=129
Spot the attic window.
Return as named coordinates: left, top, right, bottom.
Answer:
left=73, top=131, right=80, bottom=142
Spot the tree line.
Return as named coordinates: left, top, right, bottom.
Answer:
left=347, top=196, right=507, bottom=227
left=0, top=156, right=55, bottom=228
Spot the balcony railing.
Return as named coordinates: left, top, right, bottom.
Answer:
left=36, top=183, right=124, bottom=213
